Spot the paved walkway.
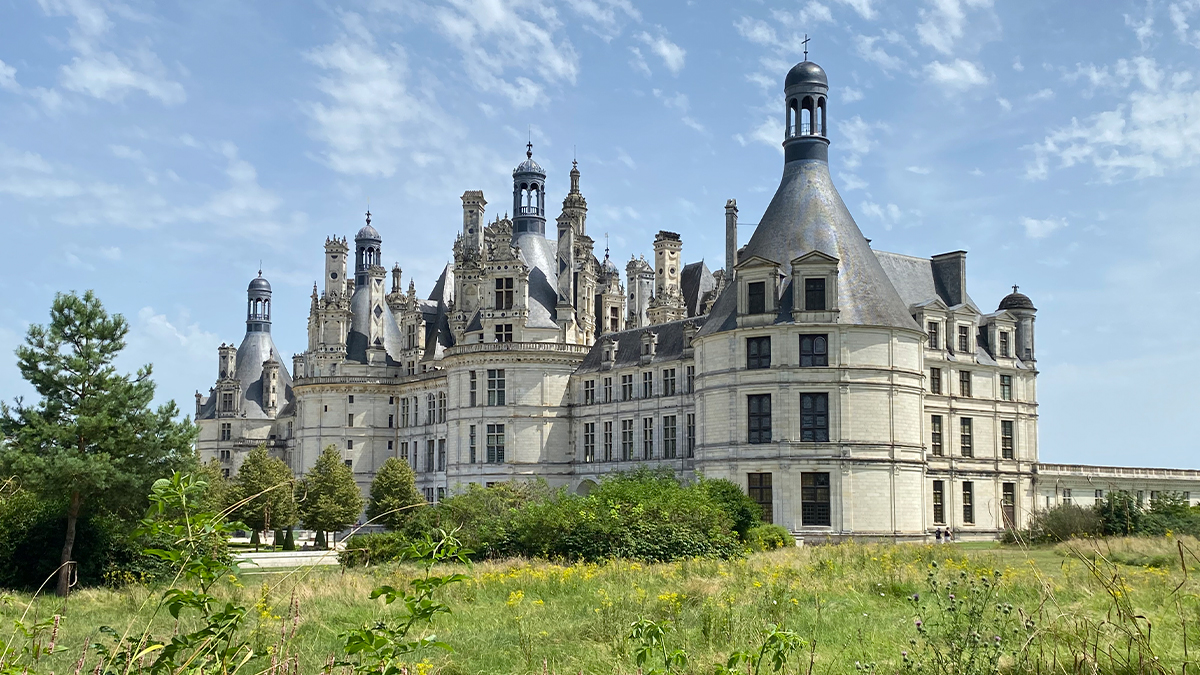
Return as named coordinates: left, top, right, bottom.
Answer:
left=234, top=549, right=341, bottom=570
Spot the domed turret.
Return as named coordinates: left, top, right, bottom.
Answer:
left=512, top=142, right=546, bottom=236
left=783, top=58, right=830, bottom=163
left=248, top=275, right=271, bottom=293
left=246, top=271, right=272, bottom=333
left=354, top=210, right=382, bottom=287
left=999, top=285, right=1037, bottom=362
left=785, top=60, right=828, bottom=88
left=999, top=287, right=1036, bottom=311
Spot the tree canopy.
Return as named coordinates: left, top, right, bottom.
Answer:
left=232, top=445, right=296, bottom=536
left=297, top=445, right=364, bottom=539
left=366, top=457, right=423, bottom=531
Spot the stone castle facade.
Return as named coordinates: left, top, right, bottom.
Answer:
left=195, top=58, right=1200, bottom=540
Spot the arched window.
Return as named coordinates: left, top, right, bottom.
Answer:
left=818, top=97, right=827, bottom=136
left=787, top=98, right=798, bottom=137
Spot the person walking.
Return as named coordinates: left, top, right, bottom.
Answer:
left=945, top=528, right=954, bottom=544
left=934, top=527, right=943, bottom=543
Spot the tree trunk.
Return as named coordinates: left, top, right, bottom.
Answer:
left=57, top=491, right=82, bottom=597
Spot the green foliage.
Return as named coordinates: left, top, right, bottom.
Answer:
left=296, top=445, right=364, bottom=538
left=717, top=625, right=805, bottom=675
left=194, top=457, right=236, bottom=514
left=0, top=290, right=196, bottom=595
left=700, top=477, right=763, bottom=539
left=232, top=445, right=296, bottom=535
left=629, top=618, right=688, bottom=675
left=1096, top=490, right=1144, bottom=536
left=339, top=531, right=413, bottom=568
left=1018, top=503, right=1102, bottom=543
left=365, top=456, right=424, bottom=531
left=1142, top=491, right=1200, bottom=535
left=745, top=524, right=793, bottom=551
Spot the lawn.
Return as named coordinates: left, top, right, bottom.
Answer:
left=5, top=537, right=1197, bottom=674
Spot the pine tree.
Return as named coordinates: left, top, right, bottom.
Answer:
left=0, top=291, right=196, bottom=596
left=296, top=445, right=364, bottom=549
left=366, top=456, right=424, bottom=531
left=232, top=445, right=296, bottom=548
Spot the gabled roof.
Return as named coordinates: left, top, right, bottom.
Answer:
left=681, top=261, right=716, bottom=317
left=874, top=250, right=979, bottom=313
left=576, top=317, right=704, bottom=373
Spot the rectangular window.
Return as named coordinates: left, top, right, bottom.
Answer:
left=412, top=397, right=419, bottom=426
left=584, top=379, right=596, bottom=405
left=799, top=334, right=829, bottom=367
left=347, top=413, right=355, bottom=427
left=426, top=395, right=435, bottom=425
left=1002, top=483, right=1016, bottom=529
left=221, top=392, right=234, bottom=411
left=437, top=487, right=445, bottom=502
left=801, top=472, right=831, bottom=526
left=603, top=421, right=613, bottom=462
left=584, top=422, right=596, bottom=463
left=805, top=278, right=827, bottom=311
left=663, top=415, right=677, bottom=459
left=469, top=426, right=476, bottom=464
left=1095, top=489, right=1104, bottom=500
left=438, top=393, right=446, bottom=423
left=960, top=418, right=973, bottom=457
left=686, top=365, right=695, bottom=393
left=406, top=324, right=417, bottom=349
left=348, top=395, right=355, bottom=404
left=487, top=369, right=506, bottom=406
left=662, top=368, right=676, bottom=396
left=747, top=336, right=771, bottom=369
left=389, top=396, right=395, bottom=405
left=388, top=414, right=394, bottom=428
left=486, top=424, right=505, bottom=463
left=959, top=370, right=972, bottom=397
left=1063, top=488, right=1072, bottom=505
left=347, top=439, right=353, bottom=450
left=931, top=415, right=943, bottom=456
left=424, top=488, right=433, bottom=503
left=686, top=413, right=696, bottom=458
left=927, top=321, right=940, bottom=349
left=800, top=393, right=830, bottom=442
left=437, top=439, right=446, bottom=471
left=933, top=481, right=945, bottom=524
left=998, top=331, right=1010, bottom=358
left=642, top=372, right=653, bottom=398
left=495, top=277, right=514, bottom=309
left=642, top=417, right=654, bottom=459
left=1001, top=420, right=1014, bottom=459
left=219, top=449, right=231, bottom=461
left=345, top=459, right=353, bottom=468
left=621, top=374, right=634, bottom=401
left=401, top=441, right=409, bottom=464
left=748, top=394, right=772, bottom=444
left=957, top=325, right=970, bottom=352
left=495, top=324, right=514, bottom=343
left=621, top=419, right=634, bottom=460
left=603, top=377, right=613, bottom=403
left=962, top=482, right=974, bottom=524
left=930, top=367, right=942, bottom=394
left=1000, top=375, right=1013, bottom=401
left=219, top=422, right=231, bottom=441
left=426, top=440, right=435, bottom=472
left=747, top=281, right=766, bottom=314
left=748, top=473, right=773, bottom=524
left=469, top=371, right=477, bottom=407
left=401, top=398, right=410, bottom=427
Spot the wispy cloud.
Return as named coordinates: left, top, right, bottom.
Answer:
left=924, top=59, right=990, bottom=91
left=836, top=0, right=877, bottom=20
left=1021, top=216, right=1066, bottom=239
left=855, top=34, right=904, bottom=71
left=916, top=0, right=994, bottom=55
left=837, top=115, right=886, bottom=168
left=638, top=31, right=686, bottom=75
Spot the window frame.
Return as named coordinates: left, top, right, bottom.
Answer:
left=583, top=422, right=596, bottom=463
left=486, top=423, right=505, bottom=463
left=662, top=415, right=677, bottom=459
left=799, top=392, right=829, bottom=442
left=959, top=370, right=972, bottom=397
left=747, top=394, right=772, bottom=444
left=748, top=473, right=773, bottom=524
left=927, top=321, right=940, bottom=350
left=1000, top=374, right=1013, bottom=401
left=1001, top=420, right=1014, bottom=459
left=747, top=281, right=766, bottom=314
left=747, top=336, right=772, bottom=370
left=960, top=417, right=973, bottom=457
left=487, top=369, right=506, bottom=406
left=930, top=415, right=943, bottom=456
left=799, top=334, right=829, bottom=367
left=962, top=481, right=975, bottom=524
left=932, top=480, right=946, bottom=524
left=642, top=417, right=654, bottom=459
left=930, top=367, right=942, bottom=395
left=804, top=277, right=827, bottom=311
left=801, top=472, right=831, bottom=526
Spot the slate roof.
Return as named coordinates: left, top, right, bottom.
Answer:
left=681, top=261, right=716, bottom=317
left=514, top=232, right=560, bottom=329
left=576, top=316, right=702, bottom=374
left=874, top=250, right=978, bottom=311
left=196, top=330, right=293, bottom=420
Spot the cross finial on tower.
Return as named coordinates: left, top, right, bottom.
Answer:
left=604, top=232, right=610, bottom=259
left=526, top=140, right=533, bottom=160
left=258, top=261, right=262, bottom=276
left=1013, top=284, right=1019, bottom=294
left=802, top=34, right=810, bottom=60
left=365, top=209, right=372, bottom=226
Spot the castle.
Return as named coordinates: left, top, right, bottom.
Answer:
left=195, top=58, right=1200, bottom=539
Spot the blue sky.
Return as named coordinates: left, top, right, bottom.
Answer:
left=2, top=0, right=1199, bottom=467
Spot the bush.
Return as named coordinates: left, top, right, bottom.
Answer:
left=339, top=531, right=412, bottom=568
left=745, top=524, right=793, bottom=551
left=700, top=477, right=763, bottom=538
left=1018, top=504, right=1102, bottom=544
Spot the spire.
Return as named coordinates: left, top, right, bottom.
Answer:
left=569, top=158, right=581, bottom=195
left=365, top=209, right=372, bottom=226
left=802, top=33, right=810, bottom=61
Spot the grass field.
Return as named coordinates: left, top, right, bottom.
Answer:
left=6, top=537, right=1199, bottom=674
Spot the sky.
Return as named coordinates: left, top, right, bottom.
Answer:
left=1, top=0, right=1199, bottom=468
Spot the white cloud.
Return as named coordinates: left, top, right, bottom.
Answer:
left=842, top=87, right=864, bottom=102
left=568, top=0, right=640, bottom=40
left=997, top=97, right=1012, bottom=110
left=0, top=60, right=18, bottom=92
left=1021, top=216, right=1066, bottom=239
left=906, top=165, right=931, bottom=174
left=916, top=0, right=993, bottom=55
left=839, top=172, right=868, bottom=190
left=1170, top=1, right=1200, bottom=47
left=734, top=17, right=777, bottom=46
left=1125, top=9, right=1156, bottom=49
left=629, top=47, right=652, bottom=77
left=735, top=117, right=783, bottom=152
left=1028, top=88, right=1055, bottom=102
left=110, top=144, right=146, bottom=162
left=124, top=307, right=220, bottom=405
left=854, top=34, right=903, bottom=71
left=1012, top=57, right=1024, bottom=72
left=615, top=148, right=636, bottom=169
left=837, top=115, right=884, bottom=168
left=638, top=31, right=686, bottom=75
left=836, top=0, right=877, bottom=20
left=859, top=200, right=903, bottom=230
left=924, top=59, right=990, bottom=91
left=797, top=2, right=834, bottom=24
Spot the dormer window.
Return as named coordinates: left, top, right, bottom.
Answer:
left=998, top=331, right=1010, bottom=358
left=957, top=325, right=970, bottom=352
left=927, top=322, right=940, bottom=350
left=804, top=278, right=826, bottom=310
left=495, top=277, right=514, bottom=309
left=747, top=282, right=766, bottom=314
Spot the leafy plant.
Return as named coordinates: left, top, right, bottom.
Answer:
left=716, top=624, right=806, bottom=675
left=296, top=445, right=364, bottom=549
left=628, top=618, right=688, bottom=675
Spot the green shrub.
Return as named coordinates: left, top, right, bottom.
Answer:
left=699, top=478, right=763, bottom=539
left=339, top=531, right=412, bottom=568
left=745, top=524, right=792, bottom=551
left=1022, top=504, right=1102, bottom=543
left=1095, top=490, right=1143, bottom=536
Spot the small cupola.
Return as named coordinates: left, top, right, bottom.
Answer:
left=782, top=52, right=830, bottom=163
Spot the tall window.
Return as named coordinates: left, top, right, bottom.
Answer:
left=437, top=438, right=446, bottom=471
left=960, top=418, right=973, bottom=457
left=469, top=425, right=476, bottom=464
left=801, top=472, right=831, bottom=526
left=425, top=440, right=435, bottom=472
left=932, top=481, right=945, bottom=524
left=748, top=473, right=773, bottom=524
left=1000, top=375, right=1013, bottom=401
left=388, top=414, right=394, bottom=428
left=621, top=420, right=634, bottom=460
left=347, top=413, right=355, bottom=427
left=748, top=394, right=772, bottom=444
left=469, top=371, right=477, bottom=406
left=800, top=393, right=829, bottom=442
left=219, top=422, right=231, bottom=441
left=1001, top=420, right=1014, bottom=459
left=686, top=365, right=695, bottom=393
left=747, top=336, right=771, bottom=369
left=805, top=278, right=827, bottom=311
left=962, top=482, right=974, bottom=524
left=486, top=424, right=505, bottom=463
left=348, top=395, right=355, bottom=404
left=603, top=377, right=613, bottom=403
left=220, top=392, right=234, bottom=411
left=747, top=281, right=766, bottom=314
left=642, top=372, right=653, bottom=398
left=487, top=369, right=506, bottom=406
left=583, top=422, right=596, bottom=462
left=401, top=398, right=410, bottom=427
left=959, top=370, right=972, bottom=397
left=609, top=306, right=620, bottom=332
left=437, top=392, right=446, bottom=423
left=1002, top=483, right=1016, bottom=529
left=930, top=367, right=942, bottom=394
left=495, top=277, right=514, bottom=309
left=799, top=334, right=828, bottom=367
left=347, top=439, right=354, bottom=450
left=584, top=379, right=596, bottom=405
left=603, top=421, right=614, bottom=461
left=495, top=324, right=514, bottom=342
left=686, top=413, right=696, bottom=458
left=957, top=325, right=969, bottom=352
left=412, top=397, right=419, bottom=426
left=927, top=321, right=940, bottom=349
left=663, top=415, right=677, bottom=458
left=1063, top=488, right=1073, bottom=505
left=621, top=374, right=634, bottom=401
left=426, top=394, right=435, bottom=425
left=642, top=417, right=654, bottom=459
left=406, top=324, right=417, bottom=349
left=401, top=441, right=409, bottom=464
left=998, top=331, right=1010, bottom=358
left=662, top=368, right=676, bottom=396
left=930, top=415, right=943, bottom=456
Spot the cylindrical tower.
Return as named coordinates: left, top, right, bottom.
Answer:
left=355, top=211, right=382, bottom=288
left=783, top=60, right=830, bottom=163
left=247, top=272, right=272, bottom=333
left=512, top=142, right=547, bottom=236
